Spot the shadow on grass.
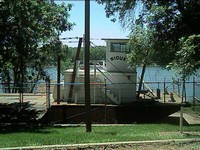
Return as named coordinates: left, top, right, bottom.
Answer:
left=0, top=124, right=51, bottom=134
left=0, top=102, right=52, bottom=134
left=0, top=102, right=42, bottom=124
left=158, top=116, right=189, bottom=125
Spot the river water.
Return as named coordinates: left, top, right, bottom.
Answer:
left=44, top=66, right=199, bottom=101
left=137, top=66, right=200, bottom=100
left=1, top=66, right=199, bottom=100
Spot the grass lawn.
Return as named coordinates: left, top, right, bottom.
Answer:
left=0, top=123, right=200, bottom=148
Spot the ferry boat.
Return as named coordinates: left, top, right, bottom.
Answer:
left=45, top=38, right=181, bottom=124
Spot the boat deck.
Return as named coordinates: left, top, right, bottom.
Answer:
left=0, top=92, right=194, bottom=124
left=139, top=91, right=182, bottom=103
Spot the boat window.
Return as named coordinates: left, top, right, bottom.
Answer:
left=111, top=43, right=129, bottom=52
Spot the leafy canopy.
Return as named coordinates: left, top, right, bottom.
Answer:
left=127, top=25, right=156, bottom=66
left=0, top=0, right=74, bottom=92
left=98, top=0, right=200, bottom=77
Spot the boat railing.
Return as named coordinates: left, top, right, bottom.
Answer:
left=137, top=78, right=200, bottom=103
left=95, top=64, right=121, bottom=104
left=105, top=58, right=136, bottom=84
left=0, top=76, right=199, bottom=107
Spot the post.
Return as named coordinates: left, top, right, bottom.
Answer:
left=19, top=82, right=24, bottom=108
left=157, top=88, right=160, bottom=99
left=104, top=78, right=107, bottom=124
left=180, top=77, right=186, bottom=133
left=178, top=79, right=180, bottom=96
left=57, top=53, right=60, bottom=104
left=68, top=38, right=83, bottom=102
left=157, top=82, right=160, bottom=99
left=164, top=78, right=166, bottom=103
left=143, top=82, right=145, bottom=99
left=180, top=104, right=183, bottom=133
left=193, top=77, right=195, bottom=108
left=163, top=78, right=166, bottom=120
left=93, top=61, right=97, bottom=103
left=85, top=0, right=91, bottom=132
left=46, top=76, right=51, bottom=109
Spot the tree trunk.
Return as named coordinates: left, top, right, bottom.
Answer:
left=137, top=63, right=146, bottom=100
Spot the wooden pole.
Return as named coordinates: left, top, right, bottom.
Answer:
left=193, top=77, right=195, bottom=109
left=164, top=78, right=166, bottom=103
left=57, top=54, right=60, bottom=104
left=180, top=77, right=185, bottom=133
left=104, top=78, right=107, bottom=124
left=46, top=76, right=51, bottom=109
left=68, top=38, right=83, bottom=102
left=85, top=0, right=91, bottom=132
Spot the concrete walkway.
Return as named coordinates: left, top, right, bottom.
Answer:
left=183, top=113, right=200, bottom=125
left=170, top=112, right=200, bottom=125
left=0, top=93, right=54, bottom=111
left=0, top=93, right=56, bottom=120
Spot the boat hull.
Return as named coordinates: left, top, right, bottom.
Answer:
left=41, top=101, right=181, bottom=124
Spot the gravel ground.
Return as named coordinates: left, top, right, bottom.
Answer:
left=66, top=140, right=200, bottom=150
left=4, top=139, right=200, bottom=150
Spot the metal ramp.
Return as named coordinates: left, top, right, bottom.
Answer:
left=95, top=68, right=121, bottom=104
left=95, top=65, right=135, bottom=104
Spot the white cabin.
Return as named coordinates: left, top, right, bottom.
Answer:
left=54, top=38, right=137, bottom=104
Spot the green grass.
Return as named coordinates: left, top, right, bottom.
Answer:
left=0, top=124, right=200, bottom=148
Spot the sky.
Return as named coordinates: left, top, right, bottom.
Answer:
left=55, top=1, right=130, bottom=47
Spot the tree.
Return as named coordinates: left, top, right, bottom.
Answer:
left=127, top=25, right=156, bottom=99
left=64, top=45, right=106, bottom=62
left=98, top=0, right=200, bottom=77
left=0, top=0, right=74, bottom=92
left=60, top=45, right=73, bottom=73
left=90, top=46, right=106, bottom=61
left=168, top=34, right=200, bottom=77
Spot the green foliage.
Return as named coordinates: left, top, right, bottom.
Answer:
left=0, top=0, right=74, bottom=92
left=99, top=0, right=200, bottom=76
left=90, top=46, right=106, bottom=61
left=97, top=0, right=137, bottom=27
left=127, top=25, right=156, bottom=67
left=59, top=46, right=106, bottom=72
left=60, top=45, right=73, bottom=72
left=168, top=34, right=200, bottom=77
left=72, top=46, right=106, bottom=61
